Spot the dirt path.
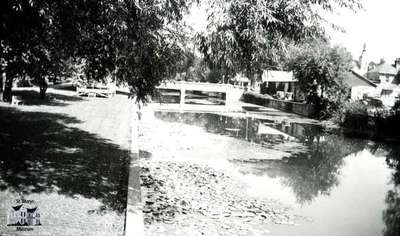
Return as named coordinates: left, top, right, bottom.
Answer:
left=0, top=88, right=132, bottom=236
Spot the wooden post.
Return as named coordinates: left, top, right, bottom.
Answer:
left=284, top=82, right=289, bottom=93
left=180, top=87, right=185, bottom=106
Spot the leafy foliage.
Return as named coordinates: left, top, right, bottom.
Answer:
left=172, top=51, right=211, bottom=82
left=392, top=100, right=400, bottom=115
left=198, top=0, right=362, bottom=87
left=109, top=1, right=193, bottom=102
left=1, top=0, right=194, bottom=102
left=1, top=0, right=362, bottom=102
left=335, top=100, right=369, bottom=130
left=288, top=40, right=353, bottom=119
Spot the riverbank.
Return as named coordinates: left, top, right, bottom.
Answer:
left=140, top=160, right=304, bottom=236
left=340, top=112, right=400, bottom=143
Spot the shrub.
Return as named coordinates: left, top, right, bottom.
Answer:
left=392, top=100, right=400, bottom=115
left=312, top=92, right=348, bottom=120
left=314, top=98, right=339, bottom=120
left=336, top=101, right=369, bottom=130
left=343, top=100, right=369, bottom=115
left=336, top=100, right=400, bottom=140
left=16, top=78, right=33, bottom=88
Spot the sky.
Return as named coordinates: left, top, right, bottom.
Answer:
left=326, top=0, right=400, bottom=64
left=185, top=0, right=400, bottom=64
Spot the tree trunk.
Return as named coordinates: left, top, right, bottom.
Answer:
left=0, top=67, right=3, bottom=100
left=246, top=64, right=255, bottom=90
left=0, top=69, right=3, bottom=92
left=38, top=77, right=48, bottom=99
left=3, top=75, right=13, bottom=102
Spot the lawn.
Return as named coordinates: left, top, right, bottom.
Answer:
left=0, top=89, right=132, bottom=235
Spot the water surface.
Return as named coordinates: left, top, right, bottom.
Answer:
left=152, top=109, right=400, bottom=236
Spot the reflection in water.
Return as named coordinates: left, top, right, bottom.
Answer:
left=383, top=146, right=400, bottom=236
left=154, top=111, right=368, bottom=203
left=153, top=110, right=400, bottom=235
left=154, top=111, right=317, bottom=145
left=278, top=135, right=366, bottom=203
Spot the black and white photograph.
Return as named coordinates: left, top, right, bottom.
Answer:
left=1, top=0, right=400, bottom=235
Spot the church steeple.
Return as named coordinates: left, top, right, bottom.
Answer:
left=359, top=43, right=366, bottom=67
left=356, top=43, right=368, bottom=75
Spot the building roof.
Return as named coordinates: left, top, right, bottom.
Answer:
left=344, top=70, right=377, bottom=88
left=27, top=207, right=37, bottom=213
left=368, top=62, right=398, bottom=75
left=12, top=204, right=23, bottom=211
left=262, top=70, right=296, bottom=82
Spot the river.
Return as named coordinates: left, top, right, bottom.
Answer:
left=139, top=99, right=400, bottom=236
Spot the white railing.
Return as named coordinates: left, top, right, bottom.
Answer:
left=156, top=81, right=245, bottom=91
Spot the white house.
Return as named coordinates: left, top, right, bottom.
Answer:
left=366, top=62, right=398, bottom=88
left=260, top=70, right=298, bottom=100
left=347, top=57, right=400, bottom=107
left=344, top=70, right=377, bottom=100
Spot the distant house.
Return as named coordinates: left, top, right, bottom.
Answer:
left=365, top=58, right=400, bottom=107
left=344, top=70, right=377, bottom=100
left=365, top=61, right=399, bottom=88
left=260, top=70, right=298, bottom=100
left=348, top=56, right=400, bottom=107
left=353, top=44, right=400, bottom=87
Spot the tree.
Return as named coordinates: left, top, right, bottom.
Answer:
left=62, top=0, right=193, bottom=103
left=0, top=1, right=94, bottom=101
left=198, top=0, right=362, bottom=89
left=1, top=0, right=194, bottom=102
left=2, top=0, right=362, bottom=103
left=1, top=1, right=41, bottom=101
left=288, top=40, right=353, bottom=118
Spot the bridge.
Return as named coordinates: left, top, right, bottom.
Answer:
left=155, top=81, right=245, bottom=105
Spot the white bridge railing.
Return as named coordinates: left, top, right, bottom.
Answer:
left=156, top=81, right=244, bottom=105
